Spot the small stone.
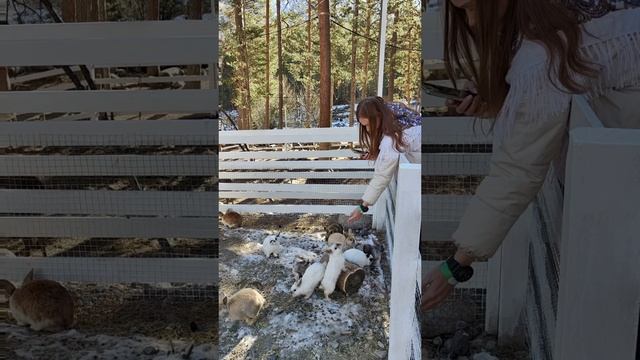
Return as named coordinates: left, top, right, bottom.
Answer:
left=143, top=346, right=159, bottom=355
left=330, top=341, right=339, bottom=349
left=374, top=350, right=387, bottom=359
left=472, top=352, right=499, bottom=360
left=377, top=341, right=384, bottom=348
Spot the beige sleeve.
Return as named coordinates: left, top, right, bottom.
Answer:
left=361, top=137, right=400, bottom=205
left=452, top=105, right=570, bottom=260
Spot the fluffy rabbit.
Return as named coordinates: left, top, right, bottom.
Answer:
left=344, top=248, right=373, bottom=267
left=223, top=288, right=265, bottom=325
left=327, top=233, right=354, bottom=248
left=0, top=269, right=74, bottom=332
left=262, top=234, right=284, bottom=258
left=292, top=262, right=326, bottom=299
left=221, top=209, right=242, bottom=228
left=320, top=243, right=346, bottom=299
left=291, top=256, right=312, bottom=290
left=323, top=222, right=344, bottom=241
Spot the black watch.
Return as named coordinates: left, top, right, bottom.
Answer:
left=446, top=256, right=474, bottom=283
left=358, top=204, right=369, bottom=213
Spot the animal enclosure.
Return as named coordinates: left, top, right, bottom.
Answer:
left=218, top=127, right=421, bottom=359
left=0, top=10, right=218, bottom=358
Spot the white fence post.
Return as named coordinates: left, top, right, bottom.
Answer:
left=553, top=127, right=640, bottom=360
left=389, top=157, right=422, bottom=360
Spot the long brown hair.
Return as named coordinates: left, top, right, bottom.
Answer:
left=356, top=96, right=406, bottom=159
left=444, top=0, right=602, bottom=117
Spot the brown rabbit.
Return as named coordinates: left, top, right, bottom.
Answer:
left=223, top=288, right=265, bottom=325
left=323, top=222, right=344, bottom=241
left=0, top=269, right=74, bottom=332
left=221, top=209, right=242, bottom=228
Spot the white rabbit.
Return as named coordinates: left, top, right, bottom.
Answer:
left=344, top=248, right=373, bottom=267
left=320, top=243, right=346, bottom=299
left=292, top=262, right=326, bottom=299
left=262, top=234, right=284, bottom=258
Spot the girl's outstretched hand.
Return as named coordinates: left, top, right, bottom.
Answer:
left=421, top=266, right=454, bottom=311
left=347, top=207, right=363, bottom=224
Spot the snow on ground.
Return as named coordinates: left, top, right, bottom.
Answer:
left=0, top=324, right=215, bottom=360
left=219, top=225, right=389, bottom=360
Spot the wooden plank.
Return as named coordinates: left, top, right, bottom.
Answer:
left=0, top=257, right=217, bottom=284
left=422, top=260, right=487, bottom=289
left=0, top=89, right=217, bottom=113
left=219, top=127, right=359, bottom=144
left=219, top=149, right=360, bottom=160
left=220, top=160, right=372, bottom=170
left=0, top=120, right=217, bottom=146
left=219, top=171, right=373, bottom=179
left=389, top=160, right=422, bottom=359
left=0, top=190, right=216, bottom=216
left=554, top=127, right=640, bottom=360
left=12, top=67, right=79, bottom=83
left=423, top=116, right=494, bottom=144
left=94, top=74, right=209, bottom=86
left=0, top=21, right=217, bottom=66
left=219, top=203, right=364, bottom=215
left=423, top=153, right=491, bottom=175
left=219, top=183, right=367, bottom=192
left=219, top=191, right=363, bottom=200
left=423, top=195, right=472, bottom=221
left=0, top=217, right=216, bottom=238
left=0, top=155, right=216, bottom=176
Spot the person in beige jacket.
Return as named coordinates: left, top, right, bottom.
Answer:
left=422, top=0, right=640, bottom=310
left=347, top=97, right=421, bottom=224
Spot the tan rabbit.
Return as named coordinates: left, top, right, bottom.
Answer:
left=223, top=288, right=265, bottom=325
left=0, top=270, right=74, bottom=331
left=221, top=209, right=242, bottom=228
left=327, top=232, right=354, bottom=248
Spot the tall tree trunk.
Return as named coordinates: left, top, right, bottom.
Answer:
left=363, top=0, right=372, bottom=97
left=146, top=0, right=160, bottom=77
left=185, top=0, right=204, bottom=89
left=349, top=0, right=359, bottom=126
left=305, top=0, right=312, bottom=127
left=264, top=0, right=271, bottom=129
left=233, top=0, right=252, bottom=129
left=386, top=8, right=398, bottom=102
left=318, top=0, right=331, bottom=131
left=62, top=0, right=76, bottom=21
left=276, top=0, right=284, bottom=128
left=0, top=67, right=12, bottom=121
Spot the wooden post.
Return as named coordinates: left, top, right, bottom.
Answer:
left=389, top=158, right=421, bottom=360
left=554, top=127, right=640, bottom=360
left=62, top=0, right=76, bottom=22
left=185, top=0, right=204, bottom=89
left=146, top=0, right=160, bottom=77
left=0, top=67, right=14, bottom=121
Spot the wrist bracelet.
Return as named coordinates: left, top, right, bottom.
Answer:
left=358, top=204, right=369, bottom=213
left=439, top=261, right=453, bottom=280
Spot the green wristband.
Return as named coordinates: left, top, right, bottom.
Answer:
left=439, top=261, right=454, bottom=280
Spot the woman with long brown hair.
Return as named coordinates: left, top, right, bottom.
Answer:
left=347, top=96, right=421, bottom=223
left=422, top=0, right=640, bottom=309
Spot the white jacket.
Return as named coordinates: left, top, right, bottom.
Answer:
left=452, top=8, right=640, bottom=260
left=361, top=125, right=421, bottom=205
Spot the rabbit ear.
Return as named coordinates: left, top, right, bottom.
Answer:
left=23, top=269, right=34, bottom=284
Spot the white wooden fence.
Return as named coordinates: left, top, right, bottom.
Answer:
left=219, top=127, right=422, bottom=359
left=0, top=18, right=218, bottom=285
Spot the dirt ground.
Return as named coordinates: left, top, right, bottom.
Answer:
left=218, top=214, right=391, bottom=360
